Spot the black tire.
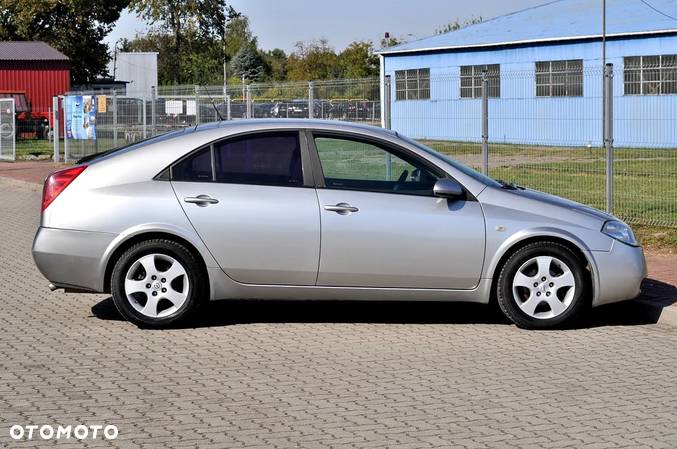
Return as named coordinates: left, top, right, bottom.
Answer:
left=496, top=242, right=589, bottom=330
left=111, top=239, right=206, bottom=327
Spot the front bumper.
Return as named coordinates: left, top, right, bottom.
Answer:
left=591, top=240, right=647, bottom=307
left=32, top=226, right=117, bottom=292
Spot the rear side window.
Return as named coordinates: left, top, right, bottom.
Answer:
left=172, top=146, right=212, bottom=182
left=213, top=132, right=302, bottom=187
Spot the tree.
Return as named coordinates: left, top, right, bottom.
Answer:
left=380, top=34, right=404, bottom=49
left=339, top=41, right=378, bottom=78
left=129, top=0, right=238, bottom=84
left=435, top=16, right=483, bottom=34
left=262, top=48, right=288, bottom=81
left=0, top=0, right=128, bottom=84
left=230, top=43, right=265, bottom=82
left=286, top=39, right=340, bottom=81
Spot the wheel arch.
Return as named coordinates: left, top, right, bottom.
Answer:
left=487, top=230, right=598, bottom=304
left=102, top=230, right=212, bottom=295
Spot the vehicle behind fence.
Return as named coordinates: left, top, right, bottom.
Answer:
left=17, top=70, right=677, bottom=228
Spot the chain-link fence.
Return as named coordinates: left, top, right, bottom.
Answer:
left=387, top=66, right=676, bottom=228
left=42, top=68, right=676, bottom=228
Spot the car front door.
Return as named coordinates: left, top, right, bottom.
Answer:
left=310, top=133, right=485, bottom=289
left=171, top=131, right=320, bottom=285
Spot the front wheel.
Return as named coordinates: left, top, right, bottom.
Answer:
left=111, top=239, right=205, bottom=327
left=496, top=242, right=589, bottom=329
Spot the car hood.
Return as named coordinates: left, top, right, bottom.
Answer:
left=508, top=187, right=615, bottom=222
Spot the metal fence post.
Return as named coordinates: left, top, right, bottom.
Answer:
left=383, top=75, right=392, bottom=130
left=151, top=86, right=156, bottom=136
left=245, top=84, right=252, bottom=118
left=112, top=89, right=118, bottom=148
left=63, top=96, right=69, bottom=162
left=383, top=75, right=392, bottom=180
left=52, top=96, right=59, bottom=162
left=226, top=95, right=231, bottom=120
left=142, top=96, right=147, bottom=139
left=604, top=63, right=614, bottom=213
left=308, top=81, right=314, bottom=119
left=194, top=85, right=200, bottom=126
left=481, top=70, right=489, bottom=176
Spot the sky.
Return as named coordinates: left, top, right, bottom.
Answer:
left=105, top=0, right=547, bottom=52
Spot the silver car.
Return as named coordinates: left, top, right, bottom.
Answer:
left=32, top=119, right=646, bottom=329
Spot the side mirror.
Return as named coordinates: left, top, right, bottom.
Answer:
left=433, top=178, right=464, bottom=199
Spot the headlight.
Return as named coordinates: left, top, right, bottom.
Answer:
left=601, top=220, right=638, bottom=246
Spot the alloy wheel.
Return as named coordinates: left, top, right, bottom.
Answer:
left=124, top=253, right=190, bottom=318
left=511, top=255, right=576, bottom=320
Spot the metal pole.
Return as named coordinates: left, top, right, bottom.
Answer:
left=52, top=96, right=59, bottom=162
left=142, top=96, right=147, bottom=139
left=383, top=75, right=392, bottom=130
left=481, top=70, right=489, bottom=175
left=308, top=81, right=314, bottom=119
left=151, top=86, right=157, bottom=136
left=602, top=0, right=606, bottom=68
left=604, top=63, right=614, bottom=213
left=112, top=89, right=118, bottom=148
left=63, top=96, right=69, bottom=162
left=245, top=84, right=252, bottom=119
left=194, top=85, right=200, bottom=126
left=383, top=75, right=392, bottom=180
left=226, top=95, right=231, bottom=120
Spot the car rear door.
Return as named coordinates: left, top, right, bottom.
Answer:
left=310, top=132, right=485, bottom=289
left=171, top=130, right=320, bottom=285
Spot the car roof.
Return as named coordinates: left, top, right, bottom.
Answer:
left=190, top=119, right=398, bottom=139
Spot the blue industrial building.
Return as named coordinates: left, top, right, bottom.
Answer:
left=378, top=0, right=677, bottom=147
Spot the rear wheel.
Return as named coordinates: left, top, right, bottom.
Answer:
left=496, top=242, right=588, bottom=329
left=111, top=239, right=205, bottom=327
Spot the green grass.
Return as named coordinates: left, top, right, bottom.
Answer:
left=418, top=140, right=677, bottom=228
left=16, top=138, right=117, bottom=159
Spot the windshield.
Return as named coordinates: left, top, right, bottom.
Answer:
left=400, top=136, right=502, bottom=188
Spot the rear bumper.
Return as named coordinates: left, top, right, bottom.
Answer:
left=591, top=240, right=647, bottom=307
left=32, top=226, right=116, bottom=292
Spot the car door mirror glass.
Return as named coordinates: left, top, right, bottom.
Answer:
left=433, top=178, right=464, bottom=198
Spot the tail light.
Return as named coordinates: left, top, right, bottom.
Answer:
left=41, top=165, right=87, bottom=212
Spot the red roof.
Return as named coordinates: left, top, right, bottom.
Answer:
left=0, top=41, right=69, bottom=61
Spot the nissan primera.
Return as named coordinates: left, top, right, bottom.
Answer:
left=33, top=120, right=646, bottom=329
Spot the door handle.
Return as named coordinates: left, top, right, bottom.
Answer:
left=184, top=195, right=219, bottom=206
left=323, top=203, right=359, bottom=215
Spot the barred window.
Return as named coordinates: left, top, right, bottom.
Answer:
left=460, top=64, right=500, bottom=98
left=535, top=60, right=583, bottom=97
left=624, top=55, right=677, bottom=95
left=395, top=68, right=430, bottom=100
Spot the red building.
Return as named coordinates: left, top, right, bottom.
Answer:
left=0, top=41, right=70, bottom=122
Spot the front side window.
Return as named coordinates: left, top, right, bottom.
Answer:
left=624, top=55, right=677, bottom=95
left=314, top=135, right=439, bottom=196
left=395, top=68, right=431, bottom=101
left=171, top=132, right=303, bottom=187
left=535, top=59, right=583, bottom=97
left=460, top=64, right=500, bottom=98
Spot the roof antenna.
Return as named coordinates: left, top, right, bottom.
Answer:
left=200, top=85, right=225, bottom=121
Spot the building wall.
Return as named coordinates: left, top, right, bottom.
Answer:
left=383, top=34, right=677, bottom=147
left=0, top=60, right=70, bottom=117
left=108, top=52, right=158, bottom=97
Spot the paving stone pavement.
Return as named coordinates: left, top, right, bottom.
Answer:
left=1, top=184, right=676, bottom=449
